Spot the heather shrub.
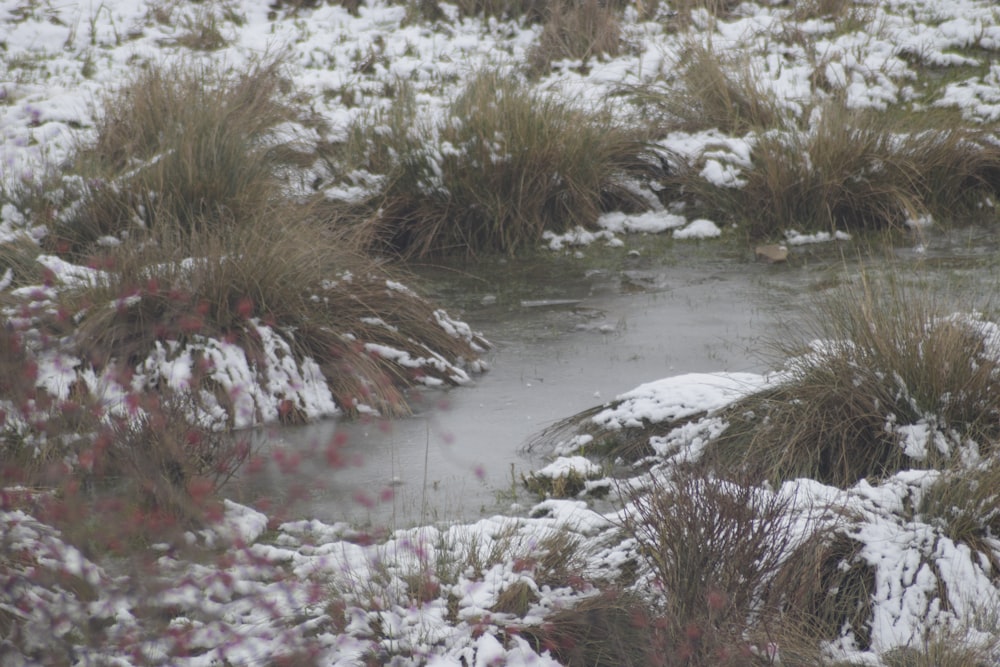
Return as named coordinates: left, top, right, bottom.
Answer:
left=619, top=471, right=795, bottom=665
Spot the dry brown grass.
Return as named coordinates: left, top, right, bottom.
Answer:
left=666, top=0, right=743, bottom=28
left=918, top=458, right=1000, bottom=572
left=630, top=38, right=783, bottom=135
left=528, top=0, right=622, bottom=75
left=47, top=215, right=483, bottom=419
left=518, top=588, right=660, bottom=666
left=57, top=57, right=304, bottom=256
left=766, top=529, right=876, bottom=656
left=881, top=634, right=999, bottom=666
left=449, top=0, right=548, bottom=21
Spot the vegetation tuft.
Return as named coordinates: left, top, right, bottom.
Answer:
left=0, top=56, right=488, bottom=575
left=918, top=458, right=1000, bottom=571
left=527, top=0, right=622, bottom=75
left=710, top=270, right=1000, bottom=487
left=766, top=528, right=876, bottom=654
left=619, top=471, right=795, bottom=664
left=35, top=215, right=485, bottom=421
left=518, top=588, right=661, bottom=666
left=628, top=38, right=783, bottom=134
left=330, top=69, right=663, bottom=257
left=55, top=57, right=305, bottom=256
left=677, top=105, right=1000, bottom=238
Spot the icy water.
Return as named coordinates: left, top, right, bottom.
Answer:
left=227, top=227, right=1000, bottom=529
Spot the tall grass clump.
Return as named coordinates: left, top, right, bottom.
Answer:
left=43, top=215, right=484, bottom=420
left=334, top=70, right=661, bottom=257
left=55, top=57, right=305, bottom=255
left=628, top=38, right=783, bottom=134
left=917, top=458, right=1000, bottom=571
left=682, top=105, right=1000, bottom=238
left=527, top=0, right=622, bottom=75
left=765, top=528, right=876, bottom=657
left=710, top=270, right=1000, bottom=487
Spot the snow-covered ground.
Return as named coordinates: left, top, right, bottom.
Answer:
left=5, top=0, right=1000, bottom=664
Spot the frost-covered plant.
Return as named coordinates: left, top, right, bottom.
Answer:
left=332, top=70, right=662, bottom=257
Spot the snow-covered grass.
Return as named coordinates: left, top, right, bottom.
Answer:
left=5, top=0, right=1000, bottom=664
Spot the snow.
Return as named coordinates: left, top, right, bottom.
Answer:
left=534, top=455, right=601, bottom=480
left=673, top=218, right=722, bottom=239
left=785, top=229, right=853, bottom=245
left=5, top=0, right=1000, bottom=664
left=590, top=372, right=775, bottom=430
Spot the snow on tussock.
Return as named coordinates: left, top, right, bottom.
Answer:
left=132, top=325, right=340, bottom=428
left=1, top=257, right=484, bottom=429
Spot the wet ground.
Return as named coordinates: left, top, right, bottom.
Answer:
left=225, top=226, right=1000, bottom=529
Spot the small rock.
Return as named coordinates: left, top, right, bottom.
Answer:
left=755, top=244, right=788, bottom=263
left=627, top=249, right=641, bottom=258
left=481, top=294, right=497, bottom=306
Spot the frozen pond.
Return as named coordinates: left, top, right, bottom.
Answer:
left=226, top=227, right=999, bottom=529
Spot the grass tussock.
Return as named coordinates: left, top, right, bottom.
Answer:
left=766, top=529, right=876, bottom=655
left=46, top=216, right=483, bottom=419
left=631, top=38, right=783, bottom=134
left=449, top=0, right=547, bottom=21
left=665, top=0, right=743, bottom=29
left=57, top=57, right=304, bottom=256
left=711, top=270, right=1000, bottom=487
left=881, top=638, right=998, bottom=667
left=683, top=105, right=1000, bottom=238
left=787, top=0, right=853, bottom=22
left=620, top=472, right=795, bottom=664
left=918, top=459, right=1000, bottom=570
left=333, top=70, right=661, bottom=257
left=528, top=0, right=622, bottom=75
left=518, top=588, right=659, bottom=666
